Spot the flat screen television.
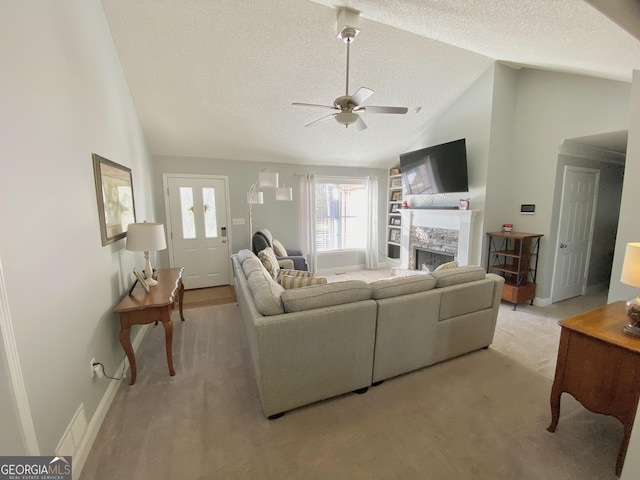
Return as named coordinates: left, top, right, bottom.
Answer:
left=399, top=139, right=469, bottom=195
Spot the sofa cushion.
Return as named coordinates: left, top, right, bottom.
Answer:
left=237, top=248, right=257, bottom=264
left=241, top=256, right=264, bottom=278
left=246, top=269, right=285, bottom=316
left=433, top=260, right=459, bottom=272
left=279, top=275, right=328, bottom=289
left=272, top=238, right=288, bottom=257
left=431, top=265, right=486, bottom=288
left=257, top=247, right=280, bottom=279
left=370, top=275, right=437, bottom=300
left=281, top=280, right=372, bottom=313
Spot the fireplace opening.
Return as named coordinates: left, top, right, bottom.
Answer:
left=415, top=248, right=455, bottom=272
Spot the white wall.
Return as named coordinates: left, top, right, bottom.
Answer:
left=615, top=70, right=640, bottom=480
left=153, top=156, right=388, bottom=271
left=507, top=69, right=630, bottom=301
left=0, top=0, right=155, bottom=464
left=403, top=65, right=496, bottom=266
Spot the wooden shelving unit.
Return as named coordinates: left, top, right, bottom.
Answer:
left=387, top=173, right=403, bottom=260
left=486, top=231, right=543, bottom=310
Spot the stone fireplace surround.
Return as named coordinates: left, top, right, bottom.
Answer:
left=399, top=209, right=477, bottom=270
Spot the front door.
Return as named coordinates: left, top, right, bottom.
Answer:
left=551, top=166, right=599, bottom=303
left=165, top=175, right=231, bottom=289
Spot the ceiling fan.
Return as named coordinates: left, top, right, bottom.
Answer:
left=292, top=20, right=409, bottom=130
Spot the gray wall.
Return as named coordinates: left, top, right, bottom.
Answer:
left=613, top=69, right=640, bottom=480
left=505, top=69, right=630, bottom=301
left=0, top=0, right=157, bottom=457
left=153, top=156, right=388, bottom=271
left=420, top=66, right=630, bottom=302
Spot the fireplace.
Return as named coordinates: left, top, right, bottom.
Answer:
left=415, top=248, right=455, bottom=271
left=399, top=209, right=477, bottom=269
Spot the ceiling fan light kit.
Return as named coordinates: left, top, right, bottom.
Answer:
left=292, top=8, right=410, bottom=130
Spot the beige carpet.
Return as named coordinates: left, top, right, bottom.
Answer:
left=80, top=289, right=622, bottom=480
left=182, top=285, right=237, bottom=309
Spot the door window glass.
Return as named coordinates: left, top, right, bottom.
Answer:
left=203, top=187, right=217, bottom=238
left=179, top=187, right=196, bottom=239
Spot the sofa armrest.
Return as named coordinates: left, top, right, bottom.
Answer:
left=277, top=258, right=294, bottom=269
left=286, top=248, right=303, bottom=256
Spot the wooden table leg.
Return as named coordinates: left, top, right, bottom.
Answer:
left=119, top=316, right=137, bottom=385
left=178, top=279, right=185, bottom=321
left=161, top=309, right=175, bottom=376
left=548, top=329, right=569, bottom=433
left=547, top=389, right=561, bottom=433
left=617, top=424, right=633, bottom=476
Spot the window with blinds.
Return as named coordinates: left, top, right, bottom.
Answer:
left=315, top=178, right=367, bottom=252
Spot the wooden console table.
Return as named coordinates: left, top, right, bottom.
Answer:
left=114, top=267, right=185, bottom=385
left=547, top=301, right=640, bottom=476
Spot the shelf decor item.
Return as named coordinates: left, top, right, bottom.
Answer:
left=92, top=154, right=136, bottom=246
left=620, top=242, right=640, bottom=336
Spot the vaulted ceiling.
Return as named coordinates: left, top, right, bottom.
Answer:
left=101, top=0, right=640, bottom=168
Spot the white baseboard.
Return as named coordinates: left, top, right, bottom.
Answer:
left=317, top=264, right=367, bottom=275
left=533, top=296, right=552, bottom=307
left=71, top=323, right=151, bottom=480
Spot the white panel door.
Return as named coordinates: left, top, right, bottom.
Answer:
left=166, top=176, right=230, bottom=289
left=551, top=167, right=599, bottom=303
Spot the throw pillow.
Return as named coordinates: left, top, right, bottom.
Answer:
left=272, top=238, right=288, bottom=257
left=279, top=275, right=327, bottom=289
left=257, top=247, right=280, bottom=279
left=434, top=260, right=459, bottom=272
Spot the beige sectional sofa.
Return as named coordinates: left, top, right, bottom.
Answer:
left=231, top=249, right=505, bottom=419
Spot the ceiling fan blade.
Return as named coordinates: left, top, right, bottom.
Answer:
left=355, top=106, right=409, bottom=114
left=292, top=102, right=339, bottom=111
left=354, top=116, right=367, bottom=130
left=304, top=113, right=338, bottom=127
left=350, top=87, right=374, bottom=106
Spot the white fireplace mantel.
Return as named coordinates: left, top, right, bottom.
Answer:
left=399, top=209, right=478, bottom=269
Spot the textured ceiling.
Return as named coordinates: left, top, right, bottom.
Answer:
left=101, top=0, right=640, bottom=168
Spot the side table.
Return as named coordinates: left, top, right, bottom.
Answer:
left=114, top=267, right=185, bottom=385
left=547, top=301, right=640, bottom=476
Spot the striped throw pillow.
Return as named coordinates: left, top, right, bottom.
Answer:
left=279, top=275, right=327, bottom=290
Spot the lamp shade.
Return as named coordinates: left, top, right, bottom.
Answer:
left=621, top=242, right=640, bottom=288
left=275, top=186, right=293, bottom=201
left=247, top=191, right=264, bottom=205
left=126, top=222, right=167, bottom=252
left=258, top=171, right=278, bottom=188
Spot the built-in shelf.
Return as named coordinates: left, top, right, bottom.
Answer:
left=387, top=172, right=403, bottom=260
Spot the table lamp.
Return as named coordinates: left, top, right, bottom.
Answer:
left=126, top=222, right=167, bottom=286
left=620, top=242, right=640, bottom=336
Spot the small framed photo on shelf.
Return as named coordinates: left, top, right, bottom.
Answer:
left=389, top=229, right=401, bottom=243
left=390, top=217, right=401, bottom=226
left=390, top=168, right=400, bottom=176
left=390, top=204, right=400, bottom=213
left=391, top=178, right=402, bottom=188
left=391, top=191, right=402, bottom=202
left=132, top=267, right=150, bottom=293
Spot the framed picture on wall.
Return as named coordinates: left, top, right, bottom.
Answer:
left=93, top=153, right=136, bottom=246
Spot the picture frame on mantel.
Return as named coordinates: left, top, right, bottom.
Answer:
left=92, top=153, right=136, bottom=246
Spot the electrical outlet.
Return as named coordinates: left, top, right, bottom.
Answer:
left=90, top=357, right=96, bottom=378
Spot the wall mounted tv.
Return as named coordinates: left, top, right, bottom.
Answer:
left=399, top=139, right=469, bottom=195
